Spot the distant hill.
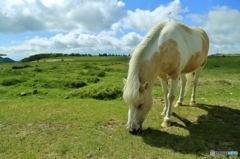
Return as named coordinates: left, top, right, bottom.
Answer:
left=0, top=56, right=15, bottom=62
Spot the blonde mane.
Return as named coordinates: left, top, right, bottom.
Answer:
left=123, top=21, right=167, bottom=105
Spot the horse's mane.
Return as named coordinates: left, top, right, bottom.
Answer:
left=123, top=20, right=168, bottom=105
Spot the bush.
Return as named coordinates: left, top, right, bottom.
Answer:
left=65, top=81, right=87, bottom=88
left=33, top=67, right=42, bottom=72
left=86, top=77, right=100, bottom=83
left=103, top=68, right=113, bottom=71
left=69, top=84, right=122, bottom=100
left=97, top=71, right=106, bottom=77
left=1, top=78, right=22, bottom=86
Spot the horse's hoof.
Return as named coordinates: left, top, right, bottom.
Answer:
left=174, top=102, right=182, bottom=107
left=161, top=120, right=171, bottom=128
left=161, top=112, right=166, bottom=116
left=190, top=101, right=196, bottom=106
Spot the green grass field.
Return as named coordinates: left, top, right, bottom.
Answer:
left=0, top=55, right=239, bottom=159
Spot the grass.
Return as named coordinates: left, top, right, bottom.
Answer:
left=0, top=55, right=240, bottom=158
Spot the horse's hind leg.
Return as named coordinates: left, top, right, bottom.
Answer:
left=175, top=74, right=187, bottom=107
left=190, top=68, right=202, bottom=106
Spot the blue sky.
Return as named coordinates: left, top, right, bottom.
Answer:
left=0, top=0, right=240, bottom=61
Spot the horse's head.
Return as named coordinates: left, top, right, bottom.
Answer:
left=123, top=80, right=153, bottom=134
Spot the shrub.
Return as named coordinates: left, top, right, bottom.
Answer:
left=97, top=71, right=106, bottom=77
left=69, top=84, right=122, bottom=100
left=103, top=68, right=113, bottom=71
left=82, top=63, right=99, bottom=70
left=92, top=86, right=121, bottom=100
left=86, top=77, right=100, bottom=83
left=33, top=67, right=42, bottom=72
left=50, top=65, right=58, bottom=70
left=65, top=81, right=87, bottom=88
left=1, top=78, right=22, bottom=86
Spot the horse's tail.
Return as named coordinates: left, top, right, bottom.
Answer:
left=184, top=72, right=194, bottom=96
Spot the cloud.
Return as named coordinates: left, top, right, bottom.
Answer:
left=0, top=30, right=143, bottom=60
left=188, top=6, right=240, bottom=54
left=121, top=32, right=143, bottom=47
left=0, top=0, right=126, bottom=33
left=0, top=0, right=186, bottom=33
left=1, top=0, right=188, bottom=60
left=2, top=0, right=239, bottom=60
left=205, top=6, right=240, bottom=45
left=120, top=0, right=187, bottom=31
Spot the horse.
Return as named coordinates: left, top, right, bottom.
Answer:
left=123, top=20, right=209, bottom=134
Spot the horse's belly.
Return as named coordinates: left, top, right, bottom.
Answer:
left=181, top=51, right=206, bottom=74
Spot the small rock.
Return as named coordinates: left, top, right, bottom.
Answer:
left=20, top=92, right=26, bottom=96
left=87, top=153, right=92, bottom=158
left=65, top=96, right=69, bottom=99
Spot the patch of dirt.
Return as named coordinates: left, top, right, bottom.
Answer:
left=96, top=119, right=125, bottom=130
left=38, top=123, right=71, bottom=131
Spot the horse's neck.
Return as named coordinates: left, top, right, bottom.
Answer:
left=139, top=60, right=157, bottom=89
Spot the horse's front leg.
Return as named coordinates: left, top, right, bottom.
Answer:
left=159, top=76, right=168, bottom=116
left=161, top=79, right=178, bottom=128
left=175, top=74, right=187, bottom=107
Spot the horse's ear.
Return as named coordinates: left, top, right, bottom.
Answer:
left=139, top=82, right=148, bottom=92
left=123, top=78, right=127, bottom=84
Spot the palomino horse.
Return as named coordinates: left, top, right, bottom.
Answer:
left=123, top=20, right=209, bottom=134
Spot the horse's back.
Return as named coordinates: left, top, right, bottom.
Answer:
left=158, top=20, right=209, bottom=74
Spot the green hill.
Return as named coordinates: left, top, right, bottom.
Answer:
left=0, top=56, right=15, bottom=62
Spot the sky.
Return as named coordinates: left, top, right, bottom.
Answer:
left=0, top=0, right=240, bottom=61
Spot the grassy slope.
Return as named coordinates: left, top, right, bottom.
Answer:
left=0, top=56, right=239, bottom=159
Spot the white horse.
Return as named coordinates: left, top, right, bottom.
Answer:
left=123, top=20, right=209, bottom=134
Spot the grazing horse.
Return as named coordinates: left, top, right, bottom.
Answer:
left=123, top=20, right=209, bottom=134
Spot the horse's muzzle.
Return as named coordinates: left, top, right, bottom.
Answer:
left=129, top=124, right=142, bottom=135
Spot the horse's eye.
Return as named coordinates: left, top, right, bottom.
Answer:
left=138, top=104, right=143, bottom=109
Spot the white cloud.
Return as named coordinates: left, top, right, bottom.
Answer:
left=210, top=44, right=240, bottom=54
left=0, top=0, right=126, bottom=33
left=1, top=0, right=188, bottom=60
left=0, top=30, right=143, bottom=60
left=2, top=0, right=239, bottom=60
left=205, top=6, right=240, bottom=44
left=111, top=23, right=124, bottom=34
left=120, top=0, right=187, bottom=31
left=188, top=6, right=240, bottom=54
left=41, top=0, right=65, bottom=7
left=0, top=0, right=186, bottom=33
left=10, top=0, right=240, bottom=60
left=121, top=32, right=143, bottom=47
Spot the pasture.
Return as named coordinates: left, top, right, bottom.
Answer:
left=0, top=55, right=239, bottom=158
